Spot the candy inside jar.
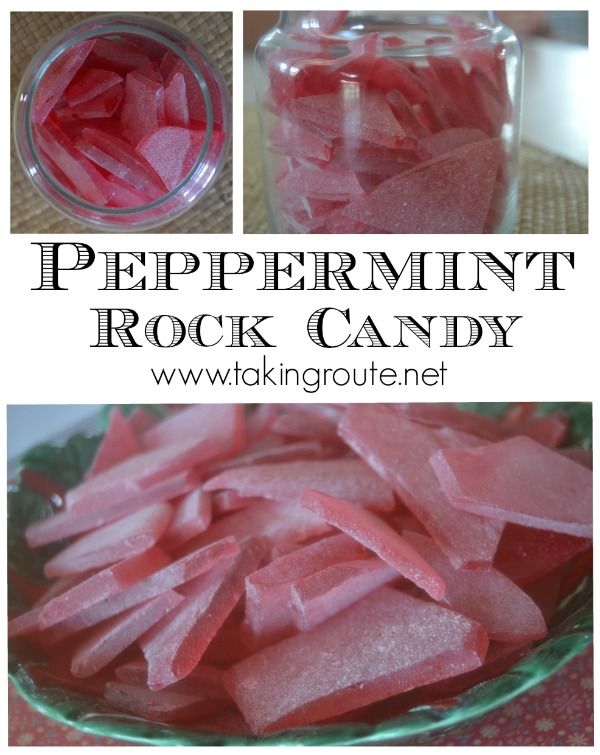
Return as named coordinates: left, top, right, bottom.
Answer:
left=255, top=12, right=522, bottom=234
left=14, top=15, right=231, bottom=230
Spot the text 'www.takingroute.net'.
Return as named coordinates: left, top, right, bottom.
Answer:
left=150, top=357, right=447, bottom=394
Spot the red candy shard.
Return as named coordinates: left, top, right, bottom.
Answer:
left=279, top=163, right=365, bottom=201
left=121, top=72, right=165, bottom=145
left=341, top=139, right=502, bottom=233
left=56, top=83, right=124, bottom=120
left=418, top=126, right=488, bottom=157
left=339, top=404, right=505, bottom=568
left=65, top=67, right=123, bottom=106
left=136, top=126, right=203, bottom=191
left=38, top=547, right=169, bottom=628
left=141, top=539, right=265, bottom=690
left=163, top=487, right=212, bottom=548
left=34, top=40, right=95, bottom=123
left=43, top=502, right=173, bottom=578
left=225, top=587, right=487, bottom=734
left=431, top=436, right=593, bottom=537
left=267, top=120, right=332, bottom=164
left=71, top=590, right=183, bottom=677
left=394, top=402, right=503, bottom=440
left=404, top=531, right=547, bottom=642
left=86, top=407, right=141, bottom=478
left=91, top=37, right=152, bottom=72
left=204, top=458, right=395, bottom=512
left=164, top=71, right=190, bottom=127
left=166, top=59, right=207, bottom=123
left=299, top=489, right=445, bottom=600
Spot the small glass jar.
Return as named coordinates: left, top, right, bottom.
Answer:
left=14, top=14, right=231, bottom=231
left=254, top=11, right=522, bottom=234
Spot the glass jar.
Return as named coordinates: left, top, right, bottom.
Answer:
left=14, top=14, right=231, bottom=231
left=254, top=11, right=522, bottom=234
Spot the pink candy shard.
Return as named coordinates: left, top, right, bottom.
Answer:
left=504, top=412, right=569, bottom=448
left=65, top=437, right=220, bottom=514
left=136, top=126, right=202, bottom=191
left=204, top=458, right=395, bottom=512
left=267, top=120, right=332, bottom=164
left=121, top=72, right=165, bottom=145
left=8, top=574, right=83, bottom=638
left=65, top=67, right=123, bottom=106
left=291, top=557, right=398, bottom=631
left=341, top=138, right=502, bottom=233
left=38, top=547, right=169, bottom=629
left=44, top=537, right=239, bottom=642
left=71, top=590, right=183, bottom=677
left=144, top=404, right=245, bottom=458
left=430, top=436, right=593, bottom=537
left=86, top=407, right=141, bottom=478
left=164, top=72, right=190, bottom=127
left=56, top=83, right=124, bottom=120
left=299, top=489, right=445, bottom=600
left=43, top=502, right=173, bottom=578
left=225, top=586, right=487, bottom=734
left=243, top=533, right=368, bottom=646
left=278, top=163, right=365, bottom=202
left=34, top=40, right=95, bottom=123
left=140, top=539, right=265, bottom=690
left=292, top=91, right=413, bottom=149
left=493, top=524, right=590, bottom=586
left=36, top=115, right=111, bottom=206
left=339, top=404, right=505, bottom=568
left=404, top=531, right=547, bottom=642
left=394, top=403, right=503, bottom=441
left=91, top=37, right=152, bottom=72
left=166, top=59, right=207, bottom=123
left=419, top=126, right=488, bottom=157
left=163, top=487, right=212, bottom=548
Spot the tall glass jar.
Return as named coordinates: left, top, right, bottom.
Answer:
left=254, top=11, right=522, bottom=234
left=14, top=14, right=231, bottom=231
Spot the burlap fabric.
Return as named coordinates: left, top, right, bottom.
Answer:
left=11, top=12, right=232, bottom=234
left=243, top=105, right=588, bottom=234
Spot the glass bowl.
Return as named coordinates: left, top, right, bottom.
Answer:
left=7, top=403, right=592, bottom=745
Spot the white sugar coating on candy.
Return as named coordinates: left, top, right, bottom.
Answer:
left=340, top=139, right=502, bottom=233
left=166, top=58, right=207, bottom=123
left=121, top=72, right=165, bottom=145
left=163, top=487, right=212, bottom=548
left=431, top=436, right=593, bottom=537
left=136, top=126, right=202, bottom=191
left=299, top=489, right=445, bottom=600
left=71, top=590, right=183, bottom=677
left=86, top=407, right=141, bottom=478
left=65, top=67, right=123, bottom=106
left=290, top=557, right=398, bottom=631
left=43, top=502, right=173, bottom=578
left=38, top=547, right=169, bottom=629
left=225, top=587, right=487, bottom=734
left=144, top=404, right=245, bottom=456
left=278, top=164, right=365, bottom=201
left=339, top=404, right=505, bottom=569
left=418, top=127, right=488, bottom=157
left=204, top=458, right=395, bottom=511
left=403, top=531, right=547, bottom=642
left=267, top=120, right=332, bottom=163
left=43, top=538, right=239, bottom=642
left=34, top=40, right=95, bottom=123
left=164, top=72, right=190, bottom=128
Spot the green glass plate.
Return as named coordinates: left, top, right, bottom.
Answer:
left=7, top=403, right=593, bottom=746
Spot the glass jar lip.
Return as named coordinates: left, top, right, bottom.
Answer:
left=17, top=15, right=216, bottom=216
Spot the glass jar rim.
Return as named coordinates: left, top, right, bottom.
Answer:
left=17, top=15, right=216, bottom=215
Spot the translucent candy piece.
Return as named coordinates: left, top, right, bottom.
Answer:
left=291, top=557, right=398, bottom=631
left=38, top=547, right=169, bottom=628
left=33, top=40, right=95, bottom=123
left=166, top=59, right=207, bottom=123
left=418, top=127, right=488, bottom=157
left=35, top=116, right=112, bottom=206
left=65, top=437, right=220, bottom=514
left=292, top=90, right=413, bottom=149
left=65, top=67, right=123, bottom=106
left=121, top=72, right=165, bottom=145
left=91, top=37, right=152, bottom=72
left=493, top=524, right=590, bottom=586
left=163, top=487, right=212, bottom=548
left=225, top=587, right=487, bottom=734
left=43, top=502, right=173, bottom=578
left=55, top=83, right=124, bottom=120
left=136, top=126, right=202, bottom=191
left=71, top=590, right=183, bottom=677
left=338, top=405, right=505, bottom=568
left=135, top=59, right=163, bottom=83
left=144, top=404, right=245, bottom=457
left=267, top=120, right=332, bottom=164
left=8, top=574, right=83, bottom=638
left=104, top=680, right=226, bottom=723
left=299, top=489, right=445, bottom=600
left=140, top=540, right=266, bottom=690
left=244, top=534, right=368, bottom=646
left=394, top=403, right=503, bottom=440
left=503, top=412, right=569, bottom=448
left=164, top=72, right=190, bottom=127
left=204, top=458, right=395, bottom=511
left=308, top=11, right=348, bottom=34
left=43, top=537, right=239, bottom=642
left=106, top=176, right=155, bottom=208
left=431, top=436, right=593, bottom=537
left=86, top=406, right=141, bottom=478
left=342, top=138, right=502, bottom=233
left=215, top=441, right=326, bottom=472
left=77, top=127, right=167, bottom=196
left=559, top=446, right=593, bottom=469
left=404, top=531, right=547, bottom=642
left=115, top=658, right=227, bottom=696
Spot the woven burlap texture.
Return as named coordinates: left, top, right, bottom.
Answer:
left=11, top=12, right=232, bottom=234
left=243, top=105, right=588, bottom=234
